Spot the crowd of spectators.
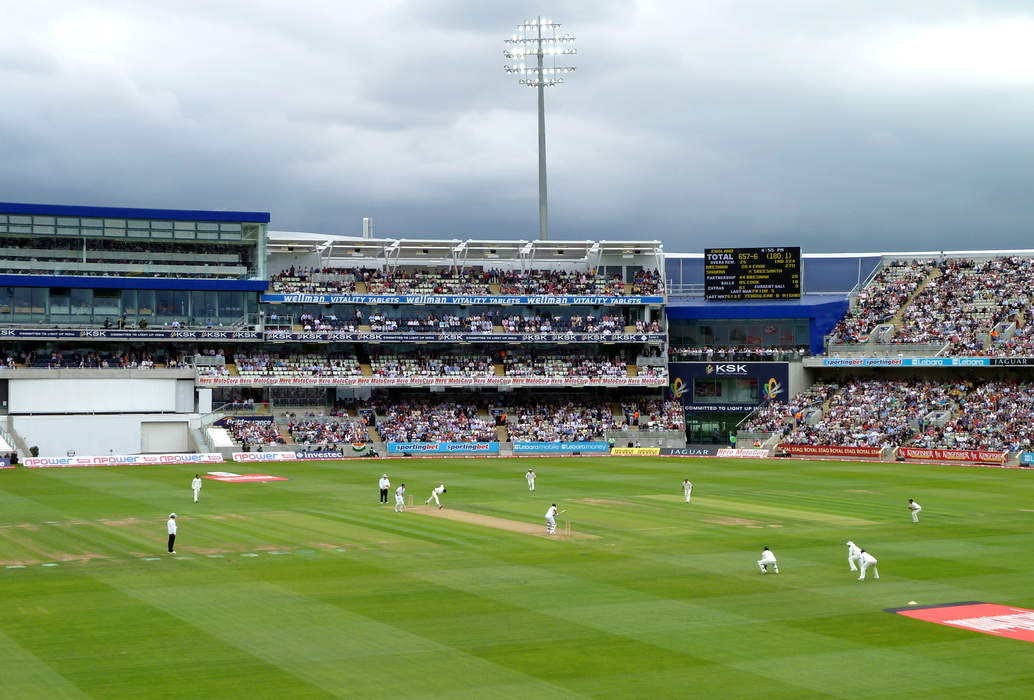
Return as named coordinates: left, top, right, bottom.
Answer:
left=503, top=352, right=627, bottom=378
left=284, top=416, right=369, bottom=445
left=9, top=349, right=177, bottom=369
left=369, top=353, right=494, bottom=378
left=269, top=267, right=359, bottom=294
left=827, top=260, right=934, bottom=345
left=887, top=257, right=1033, bottom=354
left=910, top=380, right=1034, bottom=452
left=776, top=379, right=956, bottom=448
left=269, top=265, right=666, bottom=297
left=739, top=383, right=834, bottom=434
left=234, top=353, right=362, bottom=377
left=375, top=400, right=496, bottom=443
left=368, top=313, right=493, bottom=333
left=669, top=346, right=807, bottom=362
left=497, top=269, right=626, bottom=296
left=506, top=399, right=615, bottom=442
left=223, top=417, right=285, bottom=447
left=617, top=400, right=685, bottom=431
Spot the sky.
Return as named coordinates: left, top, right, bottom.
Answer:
left=4, top=1, right=1034, bottom=253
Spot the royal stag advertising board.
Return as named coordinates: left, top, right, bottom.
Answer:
left=668, top=362, right=789, bottom=413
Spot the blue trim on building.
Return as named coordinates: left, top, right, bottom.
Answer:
left=0, top=275, right=268, bottom=292
left=665, top=295, right=849, bottom=355
left=0, top=202, right=270, bottom=224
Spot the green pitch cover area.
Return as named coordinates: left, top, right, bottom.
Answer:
left=2, top=456, right=1034, bottom=698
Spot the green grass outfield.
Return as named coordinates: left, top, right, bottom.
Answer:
left=2, top=456, right=1034, bottom=699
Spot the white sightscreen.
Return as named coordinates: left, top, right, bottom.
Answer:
left=9, top=379, right=178, bottom=414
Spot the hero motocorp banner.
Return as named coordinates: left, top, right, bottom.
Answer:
left=512, top=441, right=609, bottom=453
left=262, top=331, right=666, bottom=343
left=386, top=442, right=499, bottom=454
left=262, top=294, right=665, bottom=306
left=668, top=362, right=789, bottom=411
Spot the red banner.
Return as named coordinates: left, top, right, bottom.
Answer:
left=891, top=602, right=1034, bottom=644
left=897, top=447, right=1007, bottom=464
left=778, top=444, right=883, bottom=458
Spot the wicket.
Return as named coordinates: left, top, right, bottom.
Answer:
left=564, top=521, right=571, bottom=537
left=408, top=494, right=414, bottom=506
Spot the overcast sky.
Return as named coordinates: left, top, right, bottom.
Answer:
left=4, top=1, right=1034, bottom=253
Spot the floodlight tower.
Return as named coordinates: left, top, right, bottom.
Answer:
left=504, top=17, right=576, bottom=241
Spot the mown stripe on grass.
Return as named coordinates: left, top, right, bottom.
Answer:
left=0, top=626, right=89, bottom=699
left=640, top=494, right=875, bottom=526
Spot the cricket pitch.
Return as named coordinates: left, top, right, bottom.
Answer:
left=406, top=505, right=598, bottom=539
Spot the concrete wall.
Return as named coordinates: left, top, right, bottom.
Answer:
left=13, top=414, right=193, bottom=457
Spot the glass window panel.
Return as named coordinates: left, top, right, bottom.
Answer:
left=219, top=223, right=242, bottom=232
left=57, top=217, right=79, bottom=226
left=9, top=216, right=30, bottom=225
left=104, top=227, right=126, bottom=237
left=50, top=289, right=70, bottom=315
left=174, top=230, right=196, bottom=240
left=127, top=219, right=149, bottom=229
left=197, top=230, right=218, bottom=240
left=94, top=289, right=120, bottom=316
left=0, top=224, right=6, bottom=232
left=151, top=229, right=172, bottom=239
left=137, top=290, right=154, bottom=316
left=12, top=288, right=31, bottom=314
left=70, top=289, right=91, bottom=317
left=33, top=225, right=54, bottom=235
left=150, top=220, right=173, bottom=230
left=218, top=291, right=242, bottom=319
left=121, top=289, right=137, bottom=315
left=80, top=218, right=102, bottom=228
left=197, top=222, right=218, bottom=231
left=174, top=221, right=195, bottom=230
left=57, top=227, right=79, bottom=235
left=81, top=228, right=102, bottom=237
left=219, top=230, right=242, bottom=240
left=9, top=225, right=31, bottom=234
left=0, top=215, right=7, bottom=223
left=31, top=288, right=46, bottom=316
left=33, top=216, right=55, bottom=225
left=103, top=219, right=125, bottom=227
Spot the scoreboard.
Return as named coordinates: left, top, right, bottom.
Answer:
left=704, top=247, right=801, bottom=300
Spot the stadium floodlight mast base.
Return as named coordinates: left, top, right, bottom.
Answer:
left=504, top=17, right=576, bottom=241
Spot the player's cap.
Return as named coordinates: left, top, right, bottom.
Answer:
left=846, top=540, right=854, bottom=546
left=382, top=473, right=387, bottom=477
left=169, top=513, right=176, bottom=518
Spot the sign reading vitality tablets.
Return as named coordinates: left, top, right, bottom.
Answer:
left=262, top=294, right=665, bottom=306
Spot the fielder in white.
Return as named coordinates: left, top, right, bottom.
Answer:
left=758, top=546, right=779, bottom=574
left=394, top=483, right=406, bottom=512
left=545, top=503, right=558, bottom=535
left=858, top=549, right=879, bottom=580
left=846, top=540, right=862, bottom=572
left=526, top=469, right=536, bottom=492
left=682, top=479, right=693, bottom=503
left=191, top=474, right=202, bottom=503
left=426, top=483, right=446, bottom=508
left=908, top=499, right=922, bottom=523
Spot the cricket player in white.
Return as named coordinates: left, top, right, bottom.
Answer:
left=191, top=474, right=202, bottom=503
left=379, top=474, right=391, bottom=504
left=394, top=483, right=406, bottom=512
left=545, top=503, right=558, bottom=535
left=908, top=499, right=922, bottom=523
left=846, top=540, right=862, bottom=572
left=426, top=483, right=446, bottom=508
left=682, top=479, right=693, bottom=503
left=167, top=513, right=177, bottom=554
left=858, top=549, right=879, bottom=580
left=757, top=546, right=779, bottom=574
left=526, top=469, right=536, bottom=492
